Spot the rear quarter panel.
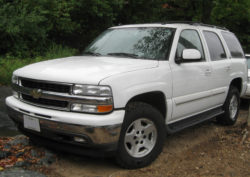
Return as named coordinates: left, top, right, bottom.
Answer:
left=230, top=58, right=247, bottom=96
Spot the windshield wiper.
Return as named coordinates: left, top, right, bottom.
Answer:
left=82, top=51, right=101, bottom=56
left=107, top=52, right=139, bottom=58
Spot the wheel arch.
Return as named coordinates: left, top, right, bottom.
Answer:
left=126, top=91, right=167, bottom=119
left=230, top=77, right=242, bottom=93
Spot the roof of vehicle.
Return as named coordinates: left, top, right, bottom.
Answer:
left=111, top=21, right=229, bottom=31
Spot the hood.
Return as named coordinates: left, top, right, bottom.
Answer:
left=14, top=56, right=158, bottom=85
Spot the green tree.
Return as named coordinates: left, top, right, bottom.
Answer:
left=0, top=0, right=77, bottom=58
left=69, top=0, right=123, bottom=51
left=0, top=0, right=249, bottom=58
left=116, top=0, right=163, bottom=24
left=211, top=0, right=250, bottom=52
left=160, top=0, right=214, bottom=23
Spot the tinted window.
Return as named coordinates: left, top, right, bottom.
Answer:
left=221, top=32, right=244, bottom=58
left=203, top=31, right=226, bottom=61
left=84, top=27, right=175, bottom=60
left=176, top=29, right=204, bottom=60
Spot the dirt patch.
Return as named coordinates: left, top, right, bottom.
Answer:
left=38, top=110, right=249, bottom=177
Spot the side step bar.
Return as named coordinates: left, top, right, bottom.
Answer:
left=166, top=107, right=224, bottom=134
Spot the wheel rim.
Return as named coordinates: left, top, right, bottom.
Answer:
left=229, top=94, right=238, bottom=120
left=124, top=118, right=157, bottom=158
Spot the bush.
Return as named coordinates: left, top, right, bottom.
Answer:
left=0, top=0, right=78, bottom=58
left=43, top=43, right=77, bottom=59
left=0, top=0, right=249, bottom=59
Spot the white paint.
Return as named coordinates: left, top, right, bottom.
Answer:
left=182, top=49, right=201, bottom=60
left=14, top=56, right=158, bottom=85
left=6, top=96, right=125, bottom=126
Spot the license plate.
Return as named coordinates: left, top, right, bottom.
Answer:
left=23, top=115, right=41, bottom=132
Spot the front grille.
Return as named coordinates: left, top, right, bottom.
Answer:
left=21, top=79, right=71, bottom=93
left=22, top=94, right=68, bottom=108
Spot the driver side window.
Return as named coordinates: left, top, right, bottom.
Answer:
left=176, top=29, right=205, bottom=61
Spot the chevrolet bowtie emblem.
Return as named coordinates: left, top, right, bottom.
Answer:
left=30, top=89, right=42, bottom=99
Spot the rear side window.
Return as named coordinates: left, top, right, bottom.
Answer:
left=221, top=32, right=244, bottom=58
left=203, top=31, right=226, bottom=61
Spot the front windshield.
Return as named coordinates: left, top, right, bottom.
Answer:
left=84, top=27, right=175, bottom=60
left=246, top=56, right=250, bottom=69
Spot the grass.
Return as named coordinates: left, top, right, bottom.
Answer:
left=0, top=45, right=77, bottom=85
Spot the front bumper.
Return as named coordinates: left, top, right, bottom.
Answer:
left=6, top=96, right=124, bottom=150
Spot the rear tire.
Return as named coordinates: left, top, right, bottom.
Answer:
left=217, top=86, right=240, bottom=125
left=116, top=102, right=166, bottom=169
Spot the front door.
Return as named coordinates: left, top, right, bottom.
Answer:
left=170, top=29, right=213, bottom=122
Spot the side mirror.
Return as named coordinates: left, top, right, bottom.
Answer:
left=182, top=49, right=201, bottom=60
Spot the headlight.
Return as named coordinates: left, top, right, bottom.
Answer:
left=72, top=85, right=112, bottom=96
left=71, top=103, right=113, bottom=113
left=71, top=84, right=113, bottom=113
left=12, top=75, right=18, bottom=85
left=71, top=104, right=98, bottom=113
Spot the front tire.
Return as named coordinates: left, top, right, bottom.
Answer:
left=116, top=102, right=166, bottom=169
left=217, top=86, right=240, bottom=125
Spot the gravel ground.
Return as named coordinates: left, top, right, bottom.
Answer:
left=0, top=168, right=47, bottom=177
left=46, top=109, right=249, bottom=177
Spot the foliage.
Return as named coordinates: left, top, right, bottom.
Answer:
left=43, top=43, right=77, bottom=60
left=0, top=0, right=78, bottom=58
left=159, top=0, right=214, bottom=23
left=0, top=0, right=249, bottom=60
left=69, top=0, right=124, bottom=50
left=211, top=0, right=250, bottom=52
left=117, top=0, right=163, bottom=24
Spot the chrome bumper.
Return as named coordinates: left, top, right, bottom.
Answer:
left=6, top=105, right=122, bottom=145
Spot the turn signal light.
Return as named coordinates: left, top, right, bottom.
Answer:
left=97, top=105, right=113, bottom=113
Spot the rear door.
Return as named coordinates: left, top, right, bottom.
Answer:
left=202, top=30, right=231, bottom=105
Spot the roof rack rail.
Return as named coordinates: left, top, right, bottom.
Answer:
left=162, top=21, right=228, bottom=30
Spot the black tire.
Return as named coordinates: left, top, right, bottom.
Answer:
left=217, top=86, right=240, bottom=125
left=116, top=102, right=166, bottom=169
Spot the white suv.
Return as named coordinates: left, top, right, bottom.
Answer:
left=6, top=22, right=247, bottom=168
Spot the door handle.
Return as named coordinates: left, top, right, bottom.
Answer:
left=205, top=69, right=211, bottom=75
left=225, top=66, right=231, bottom=71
